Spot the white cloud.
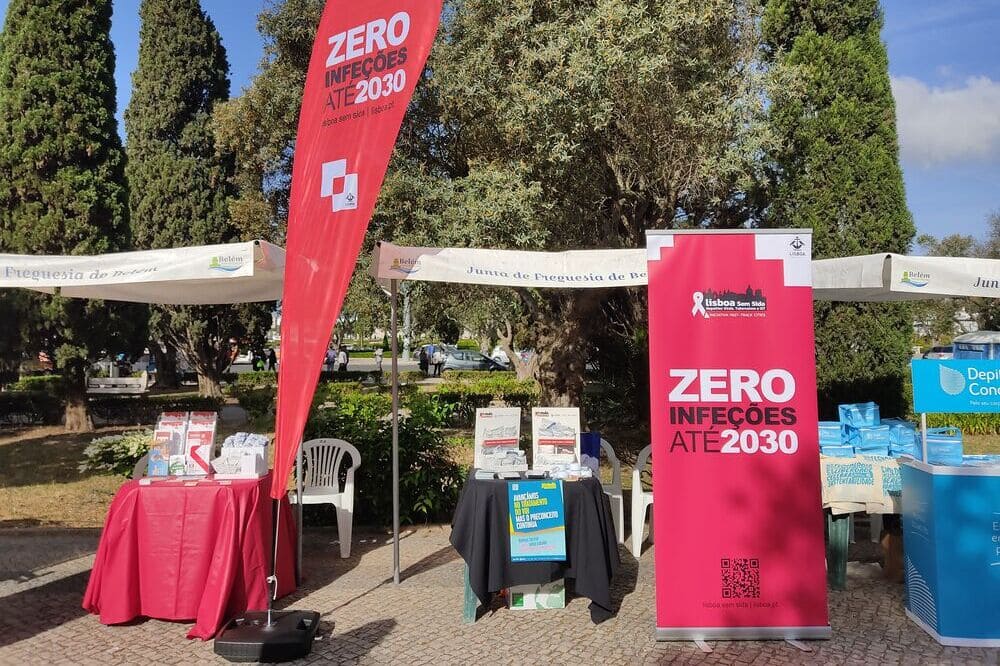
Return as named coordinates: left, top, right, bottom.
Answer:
left=891, top=75, right=1000, bottom=166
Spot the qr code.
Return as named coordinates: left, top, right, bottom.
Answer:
left=721, top=558, right=760, bottom=599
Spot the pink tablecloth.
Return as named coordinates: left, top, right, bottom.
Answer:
left=83, top=474, right=297, bottom=639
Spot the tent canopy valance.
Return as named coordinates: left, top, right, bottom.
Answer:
left=0, top=240, right=284, bottom=305
left=811, top=252, right=1000, bottom=302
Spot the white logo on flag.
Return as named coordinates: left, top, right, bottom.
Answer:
left=321, top=159, right=358, bottom=212
left=938, top=365, right=965, bottom=396
left=691, top=292, right=708, bottom=318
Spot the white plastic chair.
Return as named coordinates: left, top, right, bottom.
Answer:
left=289, top=438, right=361, bottom=558
left=631, top=445, right=654, bottom=557
left=599, top=439, right=624, bottom=544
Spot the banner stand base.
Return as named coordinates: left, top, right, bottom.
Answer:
left=656, top=626, right=832, bottom=642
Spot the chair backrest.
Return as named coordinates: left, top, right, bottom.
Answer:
left=632, top=444, right=652, bottom=494
left=133, top=453, right=149, bottom=480
left=301, top=438, right=361, bottom=491
left=599, top=438, right=621, bottom=488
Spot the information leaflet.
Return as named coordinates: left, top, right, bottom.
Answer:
left=474, top=407, right=522, bottom=471
left=531, top=407, right=580, bottom=471
left=646, top=230, right=830, bottom=640
left=508, top=480, right=566, bottom=562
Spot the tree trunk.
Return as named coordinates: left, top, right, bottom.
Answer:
left=530, top=294, right=601, bottom=412
left=197, top=372, right=223, bottom=398
left=153, top=340, right=178, bottom=388
left=194, top=347, right=225, bottom=399
left=64, top=391, right=93, bottom=432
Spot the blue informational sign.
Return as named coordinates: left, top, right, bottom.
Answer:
left=911, top=359, right=1000, bottom=413
left=508, top=480, right=566, bottom=562
left=901, top=462, right=1000, bottom=646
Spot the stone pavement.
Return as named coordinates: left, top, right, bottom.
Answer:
left=0, top=526, right=998, bottom=665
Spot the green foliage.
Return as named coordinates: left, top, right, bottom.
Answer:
left=441, top=370, right=516, bottom=381
left=303, top=395, right=462, bottom=525
left=88, top=394, right=223, bottom=426
left=399, top=370, right=427, bottom=384
left=232, top=386, right=275, bottom=420
left=235, top=371, right=278, bottom=388
left=456, top=339, right=479, bottom=350
left=925, top=413, right=1000, bottom=436
left=436, top=375, right=540, bottom=424
left=763, top=0, right=914, bottom=416
left=0, top=391, right=63, bottom=426
left=9, top=375, right=65, bottom=395
left=125, top=0, right=272, bottom=397
left=0, top=0, right=143, bottom=423
left=80, top=430, right=153, bottom=478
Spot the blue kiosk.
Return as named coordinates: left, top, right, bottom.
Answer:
left=906, top=359, right=1000, bottom=646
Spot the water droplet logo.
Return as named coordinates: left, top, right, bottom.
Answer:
left=938, top=365, right=965, bottom=396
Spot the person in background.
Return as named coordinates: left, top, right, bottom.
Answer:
left=253, top=351, right=266, bottom=372
left=432, top=347, right=445, bottom=377
left=325, top=345, right=337, bottom=372
left=418, top=347, right=429, bottom=375
left=337, top=346, right=348, bottom=372
left=374, top=347, right=383, bottom=372
left=267, top=348, right=277, bottom=372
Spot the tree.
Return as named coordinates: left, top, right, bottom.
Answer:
left=126, top=0, right=271, bottom=397
left=219, top=0, right=770, bottom=411
left=912, top=233, right=977, bottom=346
left=763, top=0, right=916, bottom=417
left=0, top=0, right=139, bottom=430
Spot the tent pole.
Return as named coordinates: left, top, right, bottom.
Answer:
left=920, top=413, right=927, bottom=463
left=391, top=279, right=401, bottom=585
left=296, top=441, right=304, bottom=584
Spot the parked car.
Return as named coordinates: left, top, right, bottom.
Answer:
left=922, top=345, right=954, bottom=360
left=443, top=349, right=508, bottom=372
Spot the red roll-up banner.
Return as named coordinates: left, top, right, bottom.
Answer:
left=271, top=1, right=443, bottom=499
left=646, top=230, right=830, bottom=640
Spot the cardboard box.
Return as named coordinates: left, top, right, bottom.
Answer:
left=508, top=580, right=565, bottom=610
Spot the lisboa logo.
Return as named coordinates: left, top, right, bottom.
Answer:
left=938, top=365, right=966, bottom=396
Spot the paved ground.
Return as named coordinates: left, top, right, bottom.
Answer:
left=0, top=526, right=998, bottom=665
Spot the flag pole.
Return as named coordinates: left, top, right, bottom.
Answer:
left=390, top=278, right=401, bottom=584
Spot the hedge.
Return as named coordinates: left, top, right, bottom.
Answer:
left=441, top=370, right=515, bottom=381
left=9, top=374, right=65, bottom=394
left=925, top=413, right=1000, bottom=435
left=436, top=375, right=539, bottom=423
left=0, top=392, right=63, bottom=426
left=0, top=392, right=223, bottom=427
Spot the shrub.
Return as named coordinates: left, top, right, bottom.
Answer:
left=232, top=386, right=276, bottom=420
left=925, top=413, right=1000, bottom=435
left=10, top=374, right=66, bottom=394
left=399, top=370, right=426, bottom=384
left=79, top=430, right=152, bottom=477
left=318, top=370, right=382, bottom=384
left=436, top=375, right=539, bottom=424
left=235, top=371, right=278, bottom=388
left=89, top=395, right=223, bottom=426
left=312, top=381, right=365, bottom=406
left=441, top=370, right=516, bottom=381
left=0, top=391, right=63, bottom=425
left=303, top=406, right=462, bottom=525
left=456, top=339, right=480, bottom=350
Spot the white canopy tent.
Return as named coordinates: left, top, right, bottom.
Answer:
left=0, top=240, right=284, bottom=304
left=367, top=241, right=1000, bottom=583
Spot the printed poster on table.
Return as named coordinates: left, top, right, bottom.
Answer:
left=184, top=412, right=217, bottom=476
left=531, top=407, right=580, bottom=471
left=646, top=230, right=830, bottom=640
left=508, top=480, right=566, bottom=562
left=474, top=407, right=521, bottom=471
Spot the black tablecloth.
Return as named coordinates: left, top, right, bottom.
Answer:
left=449, top=473, right=621, bottom=623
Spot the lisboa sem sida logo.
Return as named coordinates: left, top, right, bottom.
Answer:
left=321, top=159, right=359, bottom=212
left=901, top=270, right=930, bottom=288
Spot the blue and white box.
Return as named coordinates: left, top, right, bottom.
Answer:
left=839, top=402, right=880, bottom=428
left=901, top=460, right=1000, bottom=646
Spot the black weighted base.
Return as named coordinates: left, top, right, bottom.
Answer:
left=214, top=610, right=323, bottom=663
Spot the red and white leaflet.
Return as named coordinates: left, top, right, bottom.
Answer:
left=531, top=407, right=580, bottom=471
left=474, top=407, right=521, bottom=471
left=184, top=413, right=217, bottom=476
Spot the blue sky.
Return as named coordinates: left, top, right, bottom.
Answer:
left=0, top=0, right=996, bottom=246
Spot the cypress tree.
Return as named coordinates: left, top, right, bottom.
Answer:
left=763, top=0, right=915, bottom=416
left=0, top=0, right=133, bottom=430
left=126, top=0, right=268, bottom=397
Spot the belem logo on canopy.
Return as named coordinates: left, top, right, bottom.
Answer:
left=901, top=270, right=930, bottom=288
left=321, top=158, right=359, bottom=212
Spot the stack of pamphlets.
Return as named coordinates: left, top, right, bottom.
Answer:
left=212, top=432, right=269, bottom=479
